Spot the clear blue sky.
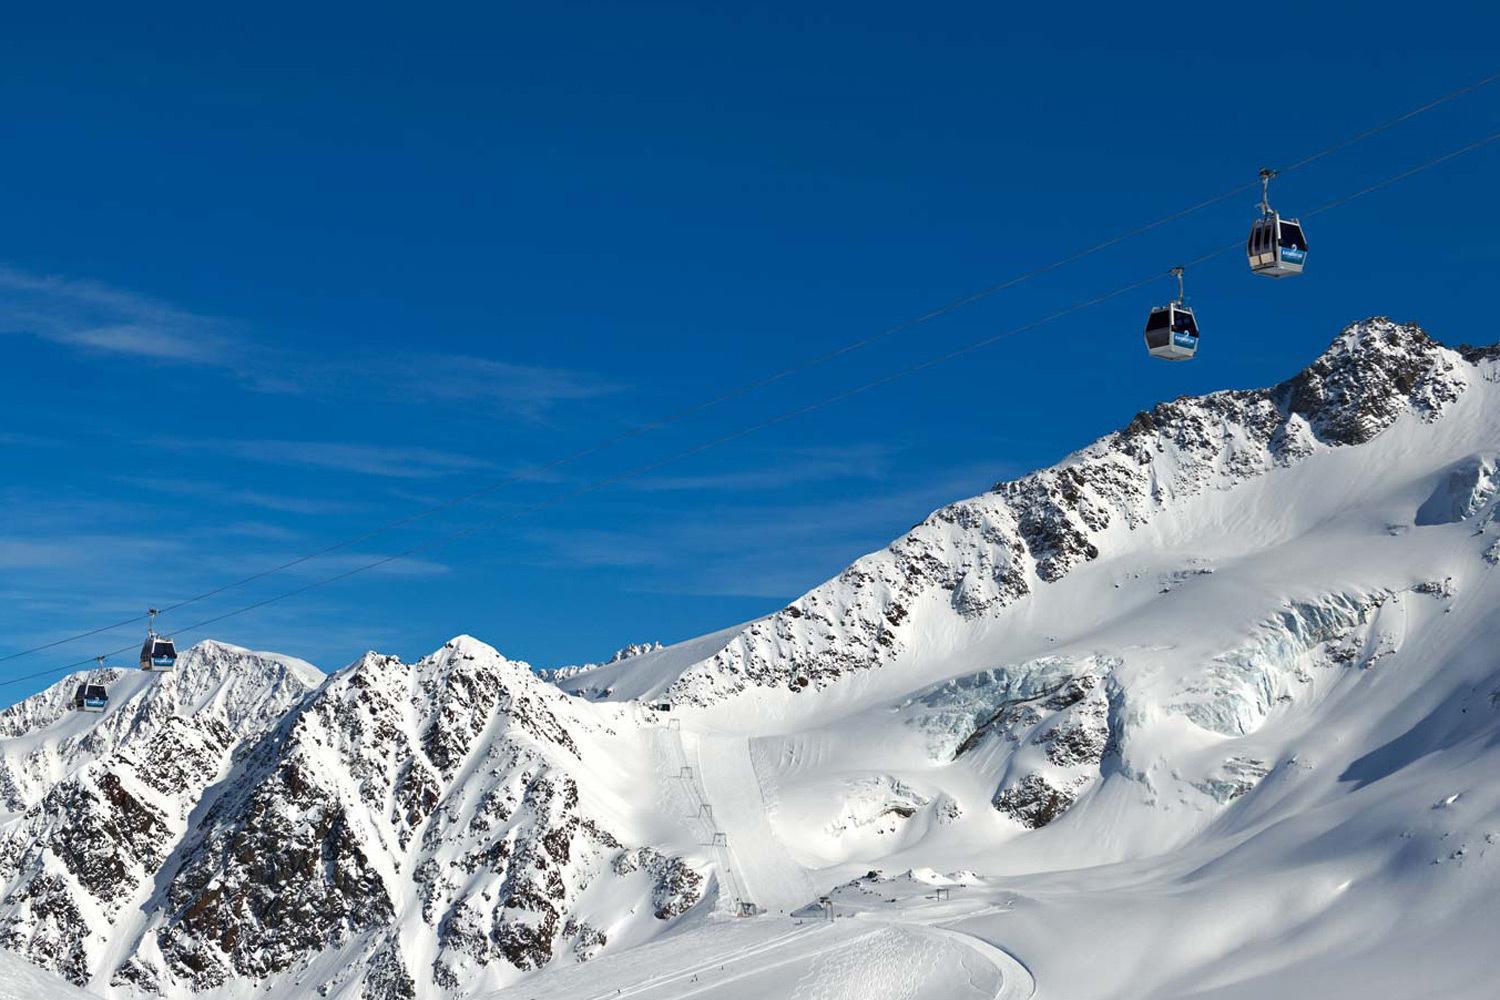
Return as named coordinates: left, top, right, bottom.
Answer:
left=4, top=2, right=1499, bottom=700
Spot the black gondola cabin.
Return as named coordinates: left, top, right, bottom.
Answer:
left=72, top=683, right=109, bottom=713
left=1144, top=303, right=1199, bottom=361
left=140, top=635, right=178, bottom=671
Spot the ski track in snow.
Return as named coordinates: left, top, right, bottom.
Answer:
left=574, top=923, right=826, bottom=1000
left=918, top=923, right=1035, bottom=1000
left=790, top=925, right=940, bottom=1000
left=650, top=721, right=746, bottom=912
left=689, top=733, right=820, bottom=914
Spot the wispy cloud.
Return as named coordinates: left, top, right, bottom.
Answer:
left=0, top=265, right=622, bottom=420
left=525, top=459, right=1007, bottom=598
left=628, top=444, right=895, bottom=492
left=0, top=431, right=58, bottom=448
left=526, top=528, right=667, bottom=569
left=0, top=534, right=178, bottom=571
left=115, top=476, right=366, bottom=516
left=216, top=521, right=304, bottom=542
left=274, top=552, right=450, bottom=578
left=0, top=264, right=238, bottom=366
left=0, top=483, right=450, bottom=674
left=158, top=438, right=495, bottom=479
left=398, top=354, right=625, bottom=421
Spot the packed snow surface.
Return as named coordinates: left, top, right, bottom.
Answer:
left=4, top=319, right=1500, bottom=999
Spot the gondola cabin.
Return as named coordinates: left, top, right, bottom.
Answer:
left=140, top=635, right=178, bottom=671
left=1144, top=303, right=1199, bottom=361
left=1247, top=211, right=1308, bottom=277
left=72, top=683, right=109, bottom=713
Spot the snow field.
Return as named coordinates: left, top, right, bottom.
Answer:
left=686, top=733, right=820, bottom=914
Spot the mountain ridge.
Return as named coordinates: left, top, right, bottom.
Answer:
left=648, top=317, right=1477, bottom=707
left=3, top=316, right=1499, bottom=998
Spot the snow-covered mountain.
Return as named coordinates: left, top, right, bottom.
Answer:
left=4, top=318, right=1500, bottom=999
left=0, top=642, right=320, bottom=985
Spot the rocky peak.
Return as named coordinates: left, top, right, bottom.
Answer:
left=0, top=642, right=324, bottom=987
left=535, top=641, right=665, bottom=687
left=608, top=641, right=664, bottom=663
left=1277, top=318, right=1463, bottom=445
left=125, top=638, right=700, bottom=997
left=665, top=319, right=1490, bottom=704
left=0, top=642, right=321, bottom=814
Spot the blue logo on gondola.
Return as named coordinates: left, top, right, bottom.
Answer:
left=1173, top=332, right=1198, bottom=348
left=1282, top=247, right=1307, bottom=263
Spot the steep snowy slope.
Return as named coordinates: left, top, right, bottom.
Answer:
left=514, top=318, right=1500, bottom=998
left=126, top=636, right=708, bottom=999
left=3, top=317, right=1499, bottom=1000
left=0, top=642, right=321, bottom=985
left=0, top=949, right=104, bottom=1000
left=644, top=319, right=1474, bottom=710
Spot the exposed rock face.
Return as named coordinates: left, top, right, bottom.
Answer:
left=128, top=638, right=694, bottom=997
left=1282, top=320, right=1462, bottom=445
left=0, top=642, right=321, bottom=987
left=993, top=773, right=1085, bottom=830
left=612, top=847, right=704, bottom=920
left=1195, top=757, right=1271, bottom=804
left=0, top=639, right=703, bottom=996
left=985, top=671, right=1111, bottom=829
left=666, top=319, right=1473, bottom=704
left=608, top=642, right=665, bottom=664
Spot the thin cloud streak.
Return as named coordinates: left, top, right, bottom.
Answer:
left=526, top=459, right=1008, bottom=598
left=114, top=476, right=366, bottom=516
left=0, top=264, right=238, bottom=366
left=156, top=438, right=496, bottom=479
left=628, top=444, right=896, bottom=492
left=0, top=264, right=625, bottom=419
left=397, top=354, right=625, bottom=421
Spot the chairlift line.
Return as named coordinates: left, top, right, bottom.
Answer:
left=9, top=128, right=1500, bottom=691
left=8, top=128, right=1500, bottom=692
left=5, top=80, right=1500, bottom=676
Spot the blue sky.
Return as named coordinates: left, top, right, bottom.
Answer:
left=4, top=3, right=1500, bottom=700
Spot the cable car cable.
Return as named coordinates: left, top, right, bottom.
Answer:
left=4, top=72, right=1500, bottom=668
left=8, top=125, right=1499, bottom=693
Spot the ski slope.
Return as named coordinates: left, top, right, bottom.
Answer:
left=500, top=326, right=1500, bottom=999
left=687, top=733, right=819, bottom=914
left=481, top=915, right=1025, bottom=1000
